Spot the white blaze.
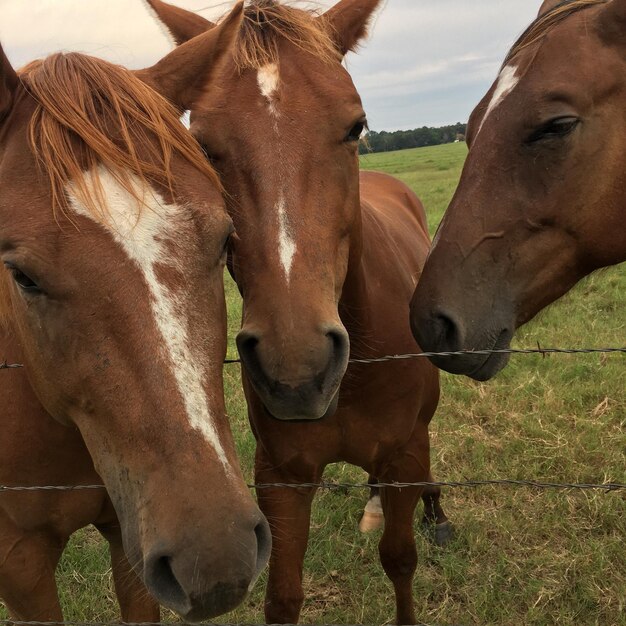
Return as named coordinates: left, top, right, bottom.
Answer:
left=257, top=63, right=280, bottom=116
left=476, top=64, right=520, bottom=137
left=430, top=65, right=520, bottom=257
left=277, top=194, right=296, bottom=281
left=67, top=167, right=229, bottom=469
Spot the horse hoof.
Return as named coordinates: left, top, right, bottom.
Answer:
left=423, top=520, right=454, bottom=546
left=358, top=510, right=384, bottom=533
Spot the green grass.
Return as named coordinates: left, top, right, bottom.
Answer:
left=2, top=143, right=625, bottom=625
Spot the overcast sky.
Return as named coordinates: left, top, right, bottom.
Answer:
left=0, top=0, right=539, bottom=131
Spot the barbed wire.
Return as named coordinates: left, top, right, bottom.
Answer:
left=4, top=346, right=625, bottom=371
left=344, top=346, right=626, bottom=364
left=227, top=346, right=626, bottom=365
left=0, top=612, right=476, bottom=626
left=0, top=361, right=22, bottom=370
left=0, top=485, right=105, bottom=493
left=2, top=479, right=625, bottom=494
left=252, top=480, right=626, bottom=492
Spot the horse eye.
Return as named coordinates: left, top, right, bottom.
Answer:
left=7, top=266, right=40, bottom=293
left=527, top=116, right=579, bottom=143
left=346, top=121, right=366, bottom=143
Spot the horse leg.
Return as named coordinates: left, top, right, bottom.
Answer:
left=359, top=475, right=384, bottom=533
left=256, top=457, right=317, bottom=624
left=378, top=481, right=422, bottom=626
left=96, top=523, right=160, bottom=622
left=0, top=514, right=64, bottom=620
left=421, top=471, right=454, bottom=546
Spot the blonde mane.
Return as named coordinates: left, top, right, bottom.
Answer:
left=504, top=0, right=608, bottom=66
left=20, top=51, right=220, bottom=220
left=225, top=0, right=340, bottom=70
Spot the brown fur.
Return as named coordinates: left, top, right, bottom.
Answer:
left=504, top=0, right=608, bottom=65
left=20, top=53, right=219, bottom=221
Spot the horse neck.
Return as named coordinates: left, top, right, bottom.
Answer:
left=338, top=200, right=371, bottom=342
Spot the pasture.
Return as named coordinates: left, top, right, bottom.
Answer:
left=2, top=142, right=625, bottom=625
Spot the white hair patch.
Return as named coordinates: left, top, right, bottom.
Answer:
left=476, top=64, right=520, bottom=138
left=276, top=193, right=296, bottom=281
left=67, top=166, right=230, bottom=471
left=257, top=63, right=280, bottom=116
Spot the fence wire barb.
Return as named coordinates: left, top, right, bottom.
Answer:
left=2, top=480, right=626, bottom=494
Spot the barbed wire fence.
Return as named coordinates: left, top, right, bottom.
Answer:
left=2, top=345, right=625, bottom=492
left=1, top=479, right=626, bottom=493
left=1, top=345, right=624, bottom=626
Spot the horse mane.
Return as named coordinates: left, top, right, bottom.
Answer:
left=224, top=0, right=340, bottom=70
left=19, top=52, right=220, bottom=221
left=504, top=0, right=608, bottom=67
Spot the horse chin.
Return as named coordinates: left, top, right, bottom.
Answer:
left=465, top=349, right=511, bottom=381
left=178, top=581, right=250, bottom=623
left=263, top=389, right=340, bottom=422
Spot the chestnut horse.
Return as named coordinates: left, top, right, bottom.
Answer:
left=0, top=5, right=271, bottom=621
left=411, top=0, right=626, bottom=381
left=146, top=1, right=451, bottom=623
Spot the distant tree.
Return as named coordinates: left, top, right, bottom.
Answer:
left=360, top=122, right=467, bottom=155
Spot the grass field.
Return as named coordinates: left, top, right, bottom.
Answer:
left=2, top=142, right=625, bottom=626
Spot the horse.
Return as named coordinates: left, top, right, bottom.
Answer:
left=145, top=1, right=452, bottom=623
left=0, top=4, right=272, bottom=621
left=410, top=0, right=626, bottom=381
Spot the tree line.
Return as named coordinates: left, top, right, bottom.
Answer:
left=360, top=122, right=467, bottom=154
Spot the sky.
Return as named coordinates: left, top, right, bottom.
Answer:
left=0, top=0, right=539, bottom=132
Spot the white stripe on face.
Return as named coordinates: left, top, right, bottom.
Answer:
left=476, top=65, right=520, bottom=138
left=257, top=63, right=280, bottom=116
left=67, top=167, right=229, bottom=470
left=276, top=193, right=296, bottom=282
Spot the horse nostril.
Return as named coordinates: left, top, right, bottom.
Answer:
left=236, top=330, right=262, bottom=372
left=144, top=552, right=190, bottom=615
left=237, top=329, right=260, bottom=358
left=433, top=311, right=462, bottom=351
left=253, top=517, right=272, bottom=576
left=326, top=326, right=349, bottom=363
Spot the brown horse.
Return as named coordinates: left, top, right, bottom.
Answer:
left=0, top=5, right=271, bottom=621
left=146, top=1, right=451, bottom=623
left=410, top=0, right=626, bottom=381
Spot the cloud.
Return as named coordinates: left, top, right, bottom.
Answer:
left=0, top=0, right=540, bottom=130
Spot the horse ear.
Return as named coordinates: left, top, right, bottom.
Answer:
left=322, top=0, right=383, bottom=56
left=0, top=44, right=18, bottom=121
left=596, top=0, right=626, bottom=43
left=145, top=0, right=214, bottom=45
left=137, top=1, right=243, bottom=111
left=537, top=0, right=562, bottom=18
